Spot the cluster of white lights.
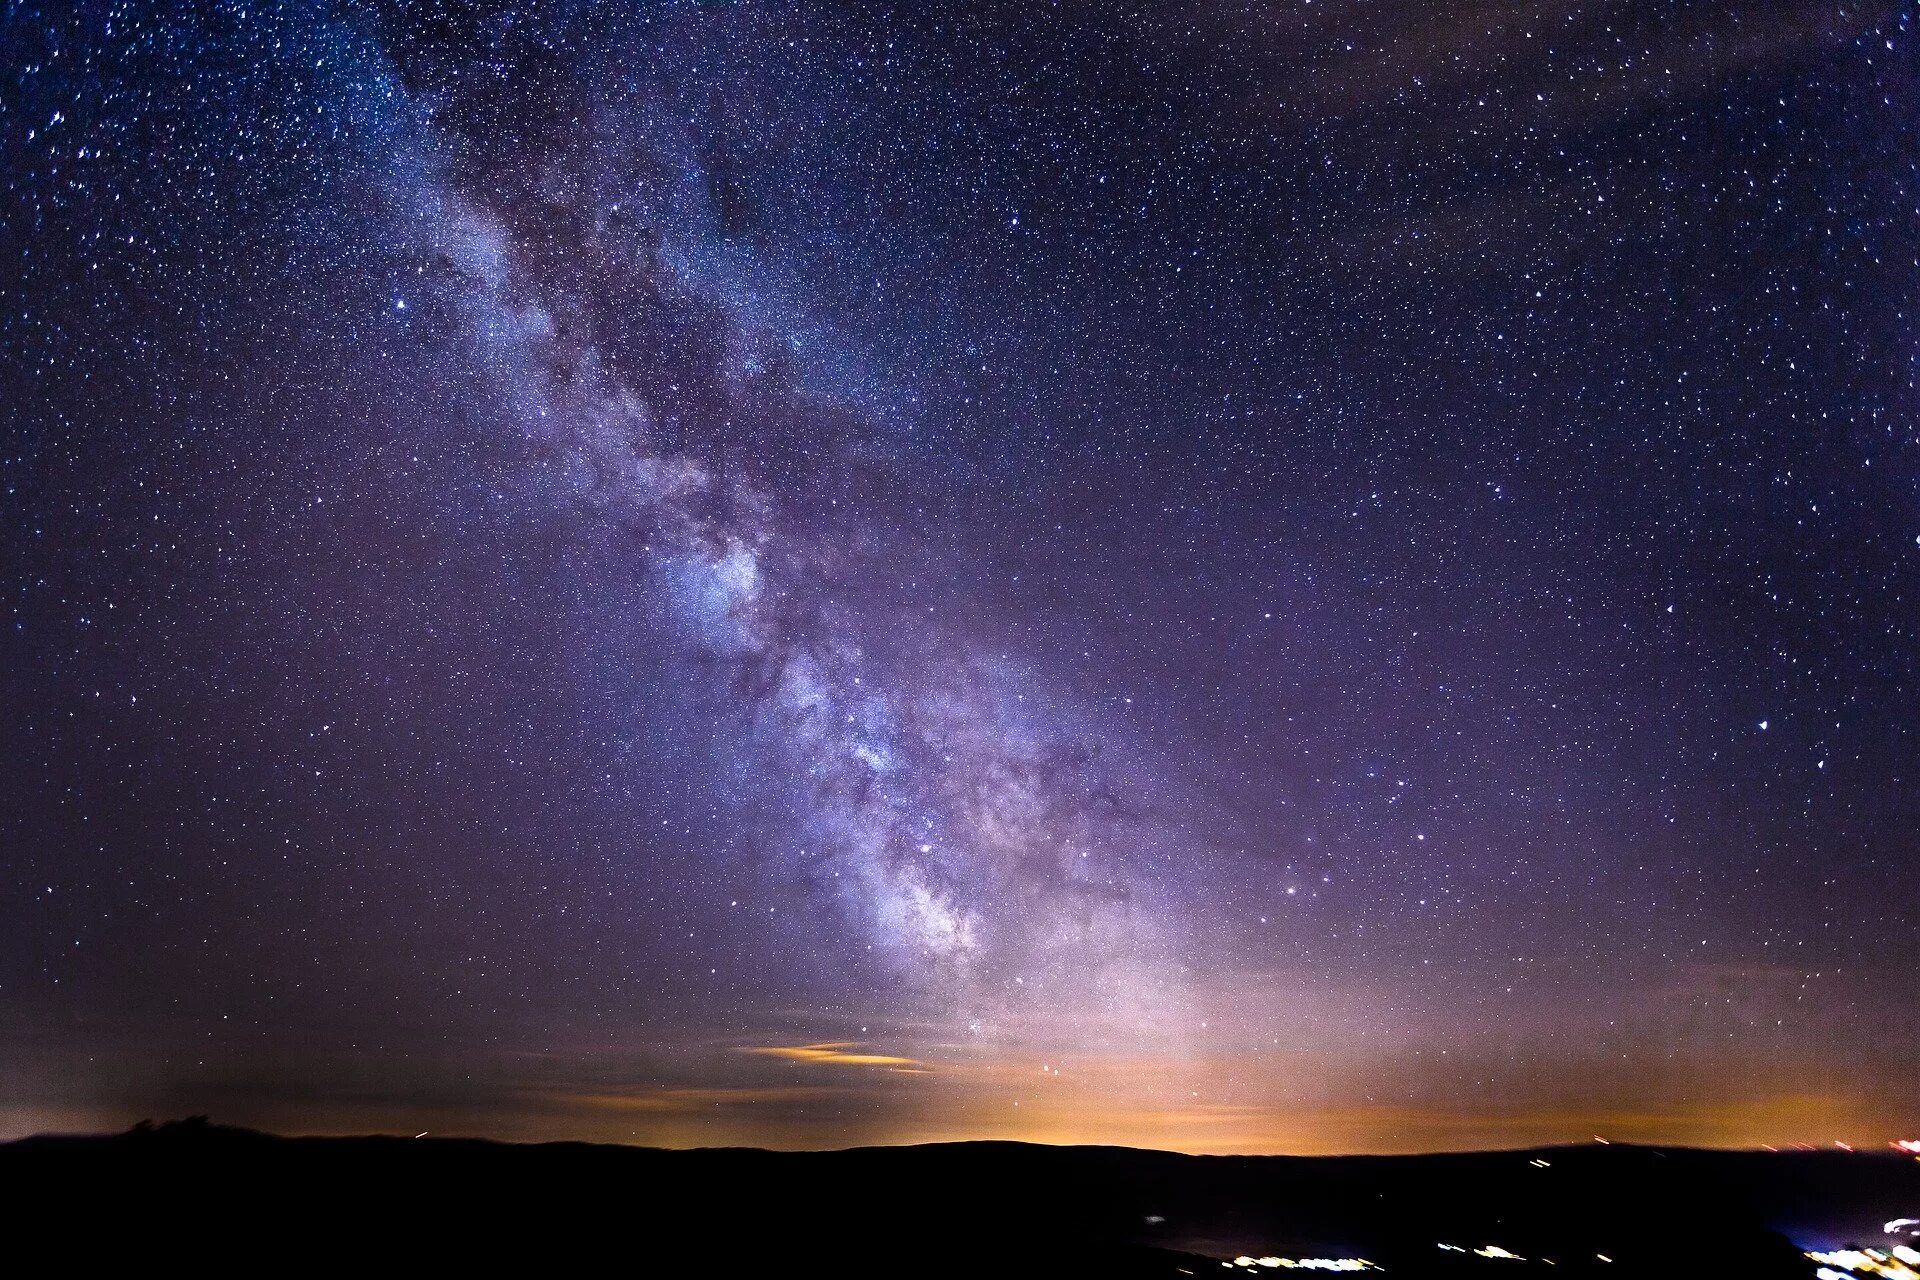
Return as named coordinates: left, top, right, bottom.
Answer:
left=1437, top=1243, right=1527, bottom=1261
left=1226, top=1256, right=1376, bottom=1272
left=1439, top=1242, right=1618, bottom=1264
left=1807, top=1244, right=1920, bottom=1279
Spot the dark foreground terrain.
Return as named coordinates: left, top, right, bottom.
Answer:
left=3, top=1119, right=1914, bottom=1275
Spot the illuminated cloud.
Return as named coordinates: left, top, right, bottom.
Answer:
left=743, top=1043, right=930, bottom=1071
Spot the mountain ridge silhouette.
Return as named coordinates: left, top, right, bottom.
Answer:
left=5, top=1117, right=1912, bottom=1275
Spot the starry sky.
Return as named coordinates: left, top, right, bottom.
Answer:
left=3, top=0, right=1916, bottom=1154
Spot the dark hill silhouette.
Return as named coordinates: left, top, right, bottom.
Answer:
left=3, top=1118, right=1913, bottom=1275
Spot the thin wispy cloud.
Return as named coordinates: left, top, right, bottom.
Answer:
left=562, top=1087, right=846, bottom=1114
left=743, top=1042, right=930, bottom=1071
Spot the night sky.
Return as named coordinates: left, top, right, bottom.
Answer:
left=4, top=0, right=1916, bottom=1154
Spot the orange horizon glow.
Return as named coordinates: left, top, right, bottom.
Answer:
left=9, top=1066, right=1904, bottom=1159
